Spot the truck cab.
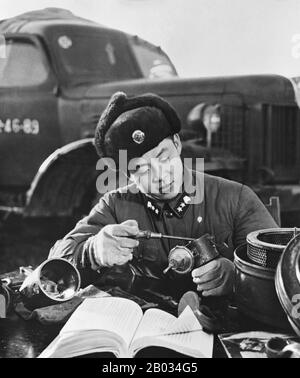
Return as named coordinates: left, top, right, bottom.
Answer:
left=0, top=9, right=177, bottom=205
left=1, top=9, right=300, bottom=226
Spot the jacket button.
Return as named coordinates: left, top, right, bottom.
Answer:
left=165, top=210, right=173, bottom=218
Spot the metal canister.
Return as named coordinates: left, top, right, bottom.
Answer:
left=275, top=233, right=300, bottom=336
left=234, top=244, right=291, bottom=330
left=187, top=234, right=220, bottom=268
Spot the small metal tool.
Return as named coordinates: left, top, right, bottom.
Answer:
left=135, top=230, right=195, bottom=242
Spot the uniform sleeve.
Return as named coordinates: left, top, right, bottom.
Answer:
left=232, top=185, right=279, bottom=248
left=49, top=192, right=117, bottom=272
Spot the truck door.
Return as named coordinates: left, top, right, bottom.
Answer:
left=0, top=35, right=60, bottom=194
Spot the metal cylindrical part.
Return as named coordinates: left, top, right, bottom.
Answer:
left=165, top=246, right=195, bottom=275
left=135, top=230, right=162, bottom=239
left=186, top=234, right=219, bottom=267
left=164, top=234, right=220, bottom=275
left=19, top=258, right=81, bottom=310
left=135, top=230, right=194, bottom=242
left=246, top=228, right=300, bottom=269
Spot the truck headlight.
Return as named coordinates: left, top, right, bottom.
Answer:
left=187, top=103, right=221, bottom=147
left=202, top=105, right=221, bottom=134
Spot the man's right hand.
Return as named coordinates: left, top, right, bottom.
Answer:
left=93, top=220, right=140, bottom=268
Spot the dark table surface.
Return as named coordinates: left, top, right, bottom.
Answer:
left=1, top=298, right=285, bottom=359
left=0, top=314, right=60, bottom=358
left=0, top=313, right=229, bottom=358
left=0, top=269, right=290, bottom=359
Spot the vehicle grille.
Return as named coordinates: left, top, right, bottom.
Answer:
left=211, top=105, right=245, bottom=157
left=210, top=104, right=300, bottom=181
left=263, top=105, right=299, bottom=168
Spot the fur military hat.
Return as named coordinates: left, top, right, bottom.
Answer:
left=94, top=92, right=181, bottom=165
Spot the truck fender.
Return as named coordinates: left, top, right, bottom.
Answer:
left=24, top=139, right=99, bottom=217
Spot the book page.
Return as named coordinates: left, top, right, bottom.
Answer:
left=163, top=306, right=203, bottom=335
left=61, top=297, right=143, bottom=347
left=132, top=308, right=177, bottom=341
left=131, top=307, right=213, bottom=358
left=133, top=305, right=201, bottom=340
left=154, top=328, right=213, bottom=358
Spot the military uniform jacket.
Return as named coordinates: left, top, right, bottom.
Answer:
left=49, top=169, right=277, bottom=293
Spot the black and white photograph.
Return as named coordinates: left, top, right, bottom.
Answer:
left=0, top=0, right=300, bottom=362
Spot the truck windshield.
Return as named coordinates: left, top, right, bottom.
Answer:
left=53, top=30, right=141, bottom=83
left=129, top=36, right=177, bottom=79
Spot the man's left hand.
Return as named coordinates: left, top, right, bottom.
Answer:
left=191, top=257, right=235, bottom=297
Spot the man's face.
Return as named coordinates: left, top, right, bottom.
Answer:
left=128, top=135, right=183, bottom=201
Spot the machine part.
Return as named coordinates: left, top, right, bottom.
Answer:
left=265, top=337, right=300, bottom=358
left=246, top=228, right=300, bottom=269
left=135, top=230, right=194, bottom=242
left=279, top=343, right=300, bottom=358
left=0, top=294, right=5, bottom=318
left=0, top=279, right=12, bottom=316
left=19, top=258, right=81, bottom=310
left=275, top=233, right=300, bottom=337
left=234, top=244, right=291, bottom=330
left=178, top=291, right=226, bottom=333
left=163, top=245, right=195, bottom=275
left=163, top=234, right=220, bottom=275
left=265, top=337, right=290, bottom=358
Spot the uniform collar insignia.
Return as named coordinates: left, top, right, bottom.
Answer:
left=143, top=192, right=192, bottom=219
left=168, top=192, right=192, bottom=218
left=146, top=199, right=162, bottom=218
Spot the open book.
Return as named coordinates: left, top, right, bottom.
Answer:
left=39, top=297, right=213, bottom=358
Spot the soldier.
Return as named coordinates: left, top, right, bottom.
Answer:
left=49, top=92, right=277, bottom=299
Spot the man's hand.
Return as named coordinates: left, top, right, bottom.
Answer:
left=93, top=220, right=139, bottom=268
left=191, top=257, right=234, bottom=297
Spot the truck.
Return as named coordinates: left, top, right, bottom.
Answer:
left=0, top=8, right=300, bottom=227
